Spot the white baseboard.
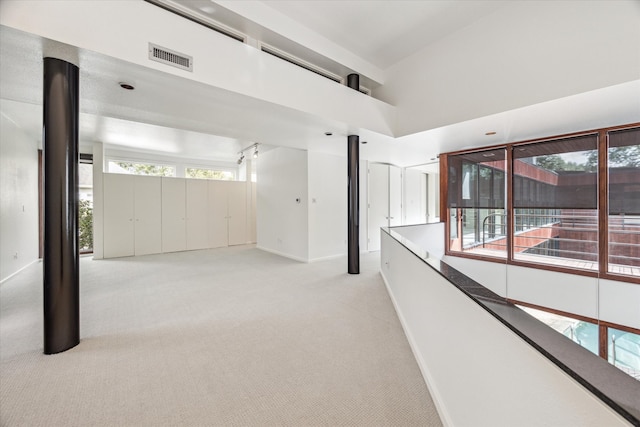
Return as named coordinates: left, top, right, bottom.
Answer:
left=256, top=246, right=308, bottom=263
left=308, top=253, right=345, bottom=263
left=380, top=269, right=453, bottom=427
left=0, top=258, right=40, bottom=284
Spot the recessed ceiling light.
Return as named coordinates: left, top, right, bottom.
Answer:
left=199, top=5, right=215, bottom=14
left=119, top=82, right=135, bottom=90
left=324, top=132, right=333, bottom=136
left=482, top=153, right=495, bottom=157
left=485, top=131, right=497, bottom=136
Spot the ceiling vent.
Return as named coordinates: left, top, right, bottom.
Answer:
left=149, top=43, right=193, bottom=72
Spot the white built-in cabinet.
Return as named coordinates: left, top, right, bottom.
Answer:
left=186, top=179, right=209, bottom=251
left=227, top=181, right=248, bottom=246
left=207, top=181, right=248, bottom=247
left=134, top=176, right=162, bottom=255
left=208, top=181, right=229, bottom=248
left=103, top=174, right=162, bottom=257
left=102, top=174, right=255, bottom=259
left=103, top=174, right=135, bottom=258
left=161, top=177, right=187, bottom=253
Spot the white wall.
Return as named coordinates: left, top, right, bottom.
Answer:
left=0, top=0, right=396, bottom=137
left=257, top=147, right=309, bottom=261
left=599, top=279, right=640, bottom=330
left=440, top=258, right=640, bottom=330
left=0, top=111, right=39, bottom=282
left=392, top=223, right=445, bottom=260
left=308, top=151, right=347, bottom=261
left=377, top=1, right=640, bottom=136
left=507, top=265, right=600, bottom=319
left=359, top=159, right=368, bottom=253
left=92, top=142, right=104, bottom=259
left=443, top=255, right=507, bottom=298
left=381, top=232, right=628, bottom=427
left=427, top=172, right=439, bottom=222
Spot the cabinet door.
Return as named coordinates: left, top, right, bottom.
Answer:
left=103, top=174, right=135, bottom=258
left=161, top=177, right=186, bottom=253
left=227, top=181, right=248, bottom=246
left=208, top=181, right=228, bottom=248
left=134, top=176, right=162, bottom=256
left=249, top=182, right=257, bottom=243
left=186, top=179, right=209, bottom=250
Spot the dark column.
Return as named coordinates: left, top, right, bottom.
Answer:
left=348, top=135, right=360, bottom=274
left=43, top=57, right=80, bottom=354
left=346, top=74, right=360, bottom=274
left=347, top=73, right=359, bottom=92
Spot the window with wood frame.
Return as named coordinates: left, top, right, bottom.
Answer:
left=442, top=123, right=639, bottom=282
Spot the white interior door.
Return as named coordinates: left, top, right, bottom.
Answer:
left=161, top=177, right=186, bottom=253
left=404, top=169, right=427, bottom=225
left=186, top=179, right=209, bottom=250
left=103, top=173, right=135, bottom=258
left=227, top=181, right=248, bottom=246
left=389, top=166, right=402, bottom=227
left=208, top=181, right=228, bottom=248
left=367, top=163, right=389, bottom=251
left=134, top=176, right=162, bottom=256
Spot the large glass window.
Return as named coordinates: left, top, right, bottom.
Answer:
left=521, top=305, right=640, bottom=381
left=185, top=167, right=235, bottom=181
left=107, top=160, right=175, bottom=177
left=513, top=135, right=598, bottom=269
left=608, top=327, right=640, bottom=380
left=519, top=306, right=599, bottom=356
left=448, top=148, right=506, bottom=257
left=608, top=128, right=640, bottom=277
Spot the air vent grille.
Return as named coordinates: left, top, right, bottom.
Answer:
left=149, top=43, right=193, bottom=72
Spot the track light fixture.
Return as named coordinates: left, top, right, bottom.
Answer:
left=237, top=143, right=260, bottom=164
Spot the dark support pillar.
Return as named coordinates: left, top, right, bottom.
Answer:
left=346, top=73, right=361, bottom=274
left=347, top=73, right=360, bottom=92
left=43, top=57, right=80, bottom=354
left=348, top=135, right=360, bottom=274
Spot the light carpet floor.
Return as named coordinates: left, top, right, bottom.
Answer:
left=0, top=246, right=442, bottom=426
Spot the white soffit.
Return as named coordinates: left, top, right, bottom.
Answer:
left=212, top=0, right=385, bottom=84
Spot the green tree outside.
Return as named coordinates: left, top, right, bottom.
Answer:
left=79, top=199, right=93, bottom=252
left=185, top=168, right=234, bottom=180
left=114, top=161, right=175, bottom=176
left=535, top=155, right=586, bottom=172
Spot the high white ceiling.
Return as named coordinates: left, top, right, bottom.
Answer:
left=260, top=0, right=504, bottom=69
left=0, top=1, right=638, bottom=169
